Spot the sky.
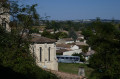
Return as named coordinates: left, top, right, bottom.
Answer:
left=17, top=0, right=120, bottom=20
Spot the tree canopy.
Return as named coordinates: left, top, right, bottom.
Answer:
left=83, top=20, right=120, bottom=79
left=0, top=1, right=58, bottom=79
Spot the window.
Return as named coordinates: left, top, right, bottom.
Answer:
left=61, top=57, right=64, bottom=59
left=48, top=47, right=50, bottom=61
left=40, top=47, right=42, bottom=62
left=65, top=57, right=69, bottom=59
left=2, top=18, right=6, bottom=29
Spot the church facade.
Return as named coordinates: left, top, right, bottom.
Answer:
left=30, top=35, right=58, bottom=71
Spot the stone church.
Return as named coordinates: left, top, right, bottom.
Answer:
left=30, top=34, right=58, bottom=71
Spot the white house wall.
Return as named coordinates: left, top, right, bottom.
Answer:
left=63, top=49, right=82, bottom=56
left=65, top=41, right=74, bottom=44
left=70, top=45, right=79, bottom=50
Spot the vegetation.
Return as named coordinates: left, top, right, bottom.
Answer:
left=55, top=32, right=68, bottom=39
left=0, top=27, right=58, bottom=79
left=0, top=0, right=58, bottom=79
left=82, top=19, right=120, bottom=79
left=80, top=46, right=89, bottom=53
left=72, top=53, right=85, bottom=62
left=41, top=30, right=54, bottom=39
left=68, top=28, right=78, bottom=42
left=29, top=28, right=39, bottom=34
left=41, top=30, right=68, bottom=39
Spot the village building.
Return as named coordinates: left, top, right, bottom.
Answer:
left=46, top=29, right=59, bottom=34
left=56, top=44, right=71, bottom=50
left=56, top=38, right=83, bottom=44
left=30, top=34, right=58, bottom=71
left=0, top=2, right=11, bottom=32
left=56, top=44, right=82, bottom=56
left=81, top=47, right=95, bottom=61
left=63, top=45, right=82, bottom=56
left=76, top=31, right=84, bottom=39
left=75, top=40, right=88, bottom=46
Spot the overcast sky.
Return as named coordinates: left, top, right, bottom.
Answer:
left=17, top=0, right=120, bottom=20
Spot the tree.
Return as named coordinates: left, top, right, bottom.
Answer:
left=29, top=28, right=39, bottom=34
left=0, top=1, right=58, bottom=79
left=81, top=29, right=93, bottom=40
left=69, top=28, right=78, bottom=42
left=86, top=21, right=120, bottom=79
left=41, top=30, right=54, bottom=39
left=72, top=53, right=85, bottom=62
left=0, top=27, right=58, bottom=79
left=55, top=32, right=68, bottom=39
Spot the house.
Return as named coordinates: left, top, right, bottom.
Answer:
left=63, top=45, right=82, bottom=56
left=38, top=26, right=45, bottom=33
left=76, top=31, right=84, bottom=39
left=30, top=35, right=58, bottom=71
left=76, top=40, right=88, bottom=46
left=56, top=38, right=74, bottom=44
left=0, top=2, right=11, bottom=32
left=56, top=44, right=71, bottom=50
left=81, top=47, right=95, bottom=61
left=56, top=44, right=82, bottom=56
left=57, top=38, right=80, bottom=44
left=46, top=29, right=59, bottom=34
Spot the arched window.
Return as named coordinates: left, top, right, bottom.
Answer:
left=48, top=47, right=50, bottom=61
left=40, top=47, right=42, bottom=62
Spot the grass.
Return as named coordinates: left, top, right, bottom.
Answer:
left=58, top=63, right=96, bottom=79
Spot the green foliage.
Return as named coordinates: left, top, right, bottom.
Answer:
left=46, top=21, right=61, bottom=33
left=72, top=53, right=85, bottom=62
left=82, top=29, right=93, bottom=39
left=69, top=29, right=78, bottom=42
left=29, top=28, right=39, bottom=34
left=41, top=30, right=68, bottom=40
left=81, top=46, right=89, bottom=53
left=0, top=27, right=58, bottom=79
left=45, top=20, right=84, bottom=32
left=55, top=32, right=68, bottom=39
left=41, top=30, right=54, bottom=39
left=0, top=1, right=58, bottom=78
left=56, top=53, right=63, bottom=55
left=84, top=21, right=120, bottom=79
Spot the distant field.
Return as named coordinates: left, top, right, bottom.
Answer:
left=58, top=63, right=96, bottom=79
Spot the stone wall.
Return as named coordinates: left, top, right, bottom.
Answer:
left=30, top=43, right=58, bottom=71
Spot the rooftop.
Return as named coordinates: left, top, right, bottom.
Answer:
left=31, top=34, right=56, bottom=43
left=82, top=50, right=95, bottom=56
left=56, top=44, right=72, bottom=48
